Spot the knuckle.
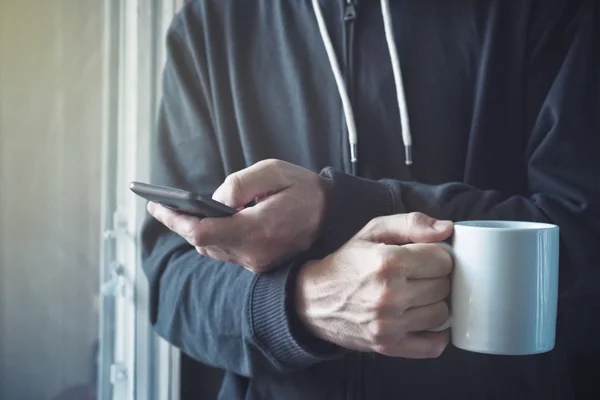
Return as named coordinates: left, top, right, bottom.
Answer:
left=430, top=348, right=444, bottom=358
left=424, top=309, right=449, bottom=336
left=407, top=212, right=428, bottom=229
left=428, top=338, right=449, bottom=358
left=260, top=158, right=282, bottom=171
left=371, top=288, right=393, bottom=316
left=373, top=323, right=387, bottom=341
left=186, top=226, right=203, bottom=246
left=373, top=343, right=397, bottom=357
left=395, top=313, right=411, bottom=335
left=378, top=247, right=409, bottom=280
left=373, top=246, right=394, bottom=275
left=374, top=267, right=393, bottom=290
left=368, top=320, right=389, bottom=344
left=188, top=233, right=200, bottom=247
left=224, top=173, right=243, bottom=198
left=428, top=349, right=441, bottom=358
left=394, top=259, right=409, bottom=280
left=397, top=293, right=412, bottom=315
left=369, top=216, right=386, bottom=227
left=363, top=216, right=385, bottom=235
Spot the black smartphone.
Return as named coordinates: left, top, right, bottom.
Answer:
left=129, top=181, right=237, bottom=218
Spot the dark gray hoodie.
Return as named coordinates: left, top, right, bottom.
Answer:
left=142, top=1, right=600, bottom=398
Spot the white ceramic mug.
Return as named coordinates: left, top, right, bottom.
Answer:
left=435, top=220, right=560, bottom=355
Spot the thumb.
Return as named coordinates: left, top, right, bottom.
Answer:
left=212, top=160, right=289, bottom=208
left=360, top=212, right=453, bottom=245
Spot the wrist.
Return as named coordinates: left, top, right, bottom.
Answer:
left=312, top=176, right=333, bottom=240
left=312, top=168, right=393, bottom=258
left=319, top=175, right=333, bottom=203
left=295, top=260, right=328, bottom=341
left=249, top=258, right=344, bottom=370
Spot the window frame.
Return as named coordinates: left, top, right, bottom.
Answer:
left=99, top=1, right=185, bottom=399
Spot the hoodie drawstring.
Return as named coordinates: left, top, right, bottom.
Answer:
left=312, top=0, right=413, bottom=172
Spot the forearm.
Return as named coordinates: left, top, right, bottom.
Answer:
left=142, top=219, right=342, bottom=376
left=293, top=259, right=352, bottom=351
left=145, top=11, right=346, bottom=376
left=316, top=169, right=600, bottom=301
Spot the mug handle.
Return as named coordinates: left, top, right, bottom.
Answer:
left=427, top=242, right=454, bottom=332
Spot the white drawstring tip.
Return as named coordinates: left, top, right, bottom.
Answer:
left=404, top=145, right=413, bottom=166
left=350, top=143, right=358, bottom=163
left=350, top=143, right=358, bottom=175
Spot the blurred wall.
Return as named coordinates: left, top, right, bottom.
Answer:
left=0, top=1, right=103, bottom=399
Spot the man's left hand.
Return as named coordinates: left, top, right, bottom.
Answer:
left=148, top=159, right=331, bottom=273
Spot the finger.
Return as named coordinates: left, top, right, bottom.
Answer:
left=148, top=202, right=204, bottom=243
left=394, top=277, right=450, bottom=309
left=428, top=318, right=452, bottom=332
left=148, top=203, right=206, bottom=244
left=386, top=243, right=453, bottom=279
left=149, top=202, right=251, bottom=247
left=360, top=212, right=453, bottom=245
left=201, top=244, right=269, bottom=273
left=212, top=159, right=290, bottom=208
left=377, top=330, right=450, bottom=359
left=366, top=301, right=449, bottom=346
left=193, top=209, right=260, bottom=246
left=397, top=301, right=450, bottom=333
left=202, top=246, right=240, bottom=265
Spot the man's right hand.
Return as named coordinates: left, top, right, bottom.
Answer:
left=295, top=212, right=454, bottom=359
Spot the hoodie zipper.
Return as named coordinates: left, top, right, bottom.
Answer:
left=342, top=3, right=365, bottom=397
left=343, top=0, right=357, bottom=176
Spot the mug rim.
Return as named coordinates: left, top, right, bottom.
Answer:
left=454, top=220, right=558, bottom=231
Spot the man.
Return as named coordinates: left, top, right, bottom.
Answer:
left=142, top=0, right=600, bottom=399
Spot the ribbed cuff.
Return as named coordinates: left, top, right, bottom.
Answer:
left=313, top=167, right=394, bottom=257
left=248, top=260, right=343, bottom=370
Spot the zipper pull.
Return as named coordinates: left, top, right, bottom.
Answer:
left=344, top=0, right=356, bottom=22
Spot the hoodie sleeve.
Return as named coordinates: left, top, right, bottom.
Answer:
left=316, top=1, right=600, bottom=301
left=141, top=16, right=342, bottom=377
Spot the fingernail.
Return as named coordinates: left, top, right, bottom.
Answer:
left=147, top=202, right=155, bottom=213
left=433, top=220, right=453, bottom=231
